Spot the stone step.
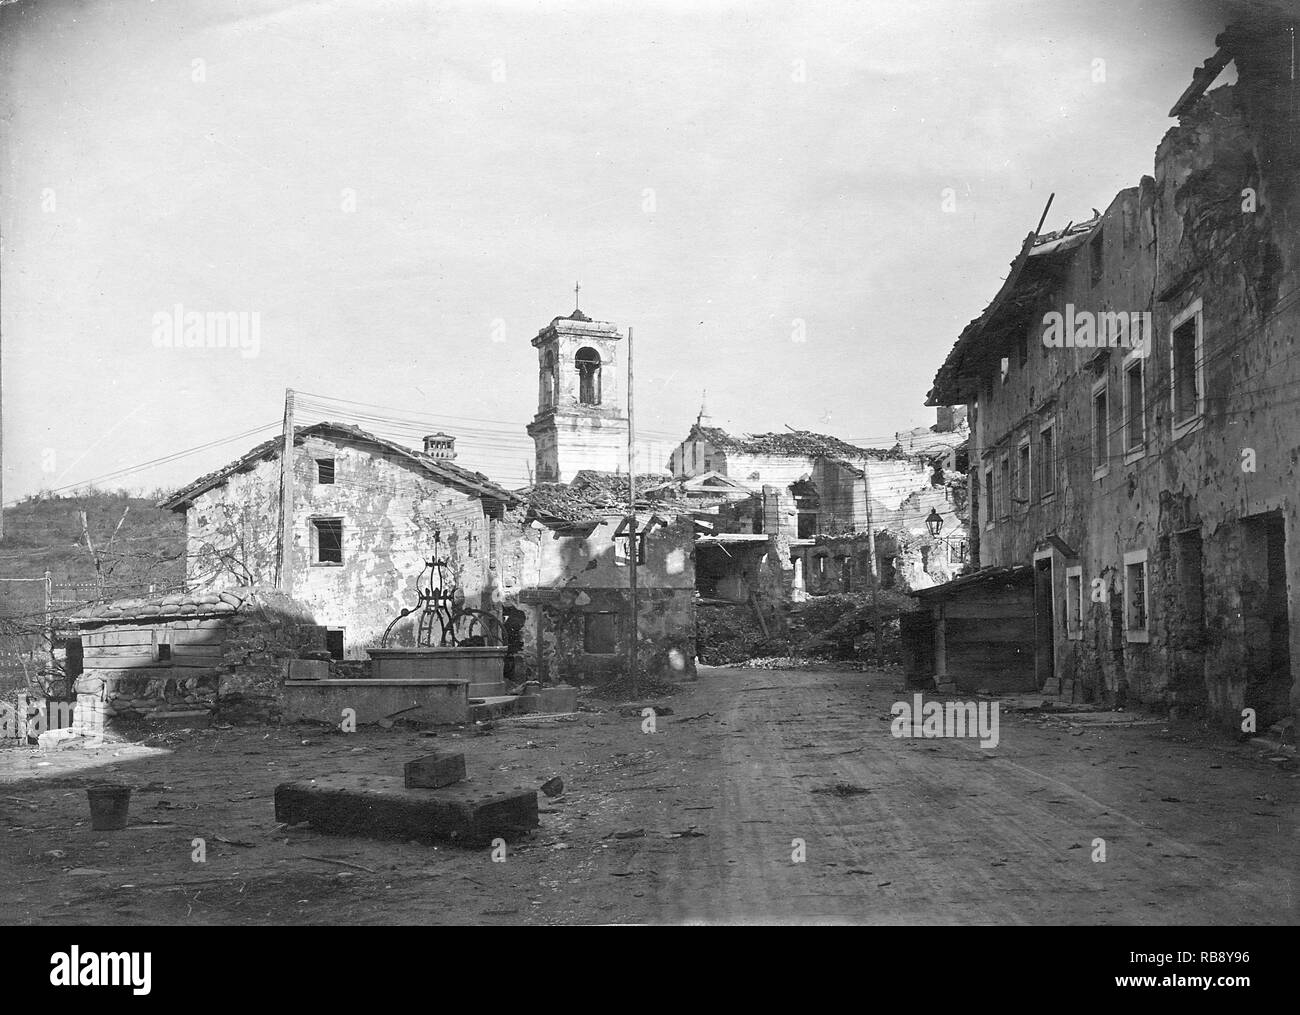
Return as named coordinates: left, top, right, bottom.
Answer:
left=275, top=774, right=538, bottom=846
left=469, top=681, right=509, bottom=698
left=469, top=695, right=522, bottom=722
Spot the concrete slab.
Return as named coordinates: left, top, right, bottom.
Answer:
left=274, top=774, right=538, bottom=845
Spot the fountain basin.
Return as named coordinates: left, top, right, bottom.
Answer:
left=367, top=646, right=509, bottom=698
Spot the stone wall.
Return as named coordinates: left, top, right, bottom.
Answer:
left=184, top=433, right=497, bottom=658
left=967, top=44, right=1299, bottom=726
left=74, top=612, right=327, bottom=728
left=501, top=512, right=697, bottom=685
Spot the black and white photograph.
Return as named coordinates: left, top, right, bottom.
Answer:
left=0, top=0, right=1296, bottom=959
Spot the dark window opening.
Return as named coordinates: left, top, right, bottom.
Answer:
left=1092, top=386, right=1109, bottom=470
left=1040, top=426, right=1056, bottom=495
left=317, top=459, right=335, bottom=484
left=575, top=347, right=602, bottom=405
left=1125, top=361, right=1145, bottom=452
left=313, top=518, right=343, bottom=564
left=1017, top=329, right=1028, bottom=368
left=1172, top=317, right=1200, bottom=423
left=157, top=643, right=172, bottom=662
left=584, top=612, right=620, bottom=654
left=326, top=629, right=345, bottom=660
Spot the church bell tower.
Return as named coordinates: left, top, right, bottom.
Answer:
left=526, top=293, right=629, bottom=484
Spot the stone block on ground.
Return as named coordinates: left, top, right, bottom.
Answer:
left=403, top=751, right=466, bottom=788
left=518, top=685, right=578, bottom=714
left=274, top=774, right=538, bottom=846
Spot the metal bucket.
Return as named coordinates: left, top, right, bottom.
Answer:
left=86, top=784, right=132, bottom=831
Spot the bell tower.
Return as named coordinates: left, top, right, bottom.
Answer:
left=526, top=298, right=628, bottom=484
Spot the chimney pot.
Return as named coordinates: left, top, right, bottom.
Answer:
left=423, top=433, right=456, bottom=459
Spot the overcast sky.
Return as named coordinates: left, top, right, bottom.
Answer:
left=0, top=0, right=1239, bottom=502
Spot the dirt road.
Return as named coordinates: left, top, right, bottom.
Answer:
left=1, top=666, right=1295, bottom=924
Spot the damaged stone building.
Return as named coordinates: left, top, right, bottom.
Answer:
left=918, top=11, right=1299, bottom=728
left=153, top=307, right=696, bottom=691
left=668, top=406, right=969, bottom=603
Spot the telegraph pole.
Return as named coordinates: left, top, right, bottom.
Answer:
left=627, top=327, right=638, bottom=698
left=277, top=389, right=295, bottom=592
left=862, top=462, right=885, bottom=667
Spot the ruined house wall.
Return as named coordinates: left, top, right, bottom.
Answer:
left=184, top=436, right=494, bottom=657
left=501, top=514, right=697, bottom=685
left=970, top=72, right=1299, bottom=725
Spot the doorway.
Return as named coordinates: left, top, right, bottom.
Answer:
left=1033, top=554, right=1055, bottom=692
left=1242, top=511, right=1292, bottom=728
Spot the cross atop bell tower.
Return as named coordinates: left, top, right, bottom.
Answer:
left=525, top=304, right=628, bottom=484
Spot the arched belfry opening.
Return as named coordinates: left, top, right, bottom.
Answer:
left=575, top=347, right=602, bottom=405
left=541, top=348, right=557, bottom=408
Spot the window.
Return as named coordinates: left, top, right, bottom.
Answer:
left=1017, top=329, right=1028, bottom=368
left=814, top=554, right=827, bottom=580
left=984, top=467, right=994, bottom=528
left=575, top=347, right=602, bottom=405
left=1039, top=419, right=1056, bottom=498
left=1123, top=352, right=1145, bottom=460
left=1124, top=550, right=1149, bottom=642
left=312, top=518, right=344, bottom=565
left=1091, top=379, right=1109, bottom=479
left=1065, top=566, right=1083, bottom=640
left=1090, top=227, right=1104, bottom=287
left=317, top=459, right=335, bottom=484
left=157, top=643, right=173, bottom=662
left=999, top=455, right=1010, bottom=518
left=1000, top=356, right=1009, bottom=385
left=793, top=480, right=819, bottom=538
left=1016, top=437, right=1031, bottom=509
left=325, top=629, right=344, bottom=660
left=583, top=612, right=620, bottom=654
left=1170, top=299, right=1204, bottom=435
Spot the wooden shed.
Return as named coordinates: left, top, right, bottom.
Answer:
left=906, top=565, right=1037, bottom=692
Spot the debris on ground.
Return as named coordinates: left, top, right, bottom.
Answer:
left=812, top=783, right=871, bottom=797
left=540, top=776, right=564, bottom=798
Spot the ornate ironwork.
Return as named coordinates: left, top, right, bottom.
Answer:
left=379, top=529, right=506, bottom=648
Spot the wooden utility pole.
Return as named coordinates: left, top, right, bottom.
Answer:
left=861, top=463, right=885, bottom=667
left=626, top=327, right=638, bottom=697
left=277, top=389, right=295, bottom=592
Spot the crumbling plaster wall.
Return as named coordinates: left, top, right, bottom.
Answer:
left=499, top=513, right=697, bottom=685
left=972, top=77, right=1299, bottom=724
left=186, top=436, right=495, bottom=657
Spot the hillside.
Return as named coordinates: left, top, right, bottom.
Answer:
left=1, top=488, right=186, bottom=603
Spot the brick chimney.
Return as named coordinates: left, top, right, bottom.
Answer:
left=934, top=406, right=956, bottom=432
left=423, top=433, right=456, bottom=459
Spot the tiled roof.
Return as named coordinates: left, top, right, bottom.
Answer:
left=69, top=586, right=317, bottom=625
left=690, top=425, right=911, bottom=461
left=159, top=422, right=520, bottom=511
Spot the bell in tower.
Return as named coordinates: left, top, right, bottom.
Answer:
left=525, top=291, right=629, bottom=484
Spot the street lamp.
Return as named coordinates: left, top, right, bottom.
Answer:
left=925, top=507, right=944, bottom=538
